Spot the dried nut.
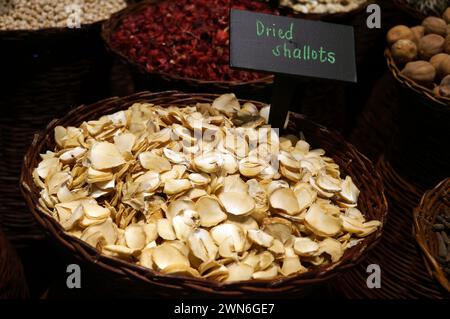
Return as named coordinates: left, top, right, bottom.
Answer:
left=422, top=17, right=447, bottom=37
left=410, top=25, right=425, bottom=43
left=391, top=39, right=417, bottom=64
left=430, top=53, right=450, bottom=71
left=401, top=61, right=436, bottom=85
left=387, top=25, right=415, bottom=45
left=418, top=34, right=445, bottom=59
left=443, top=8, right=450, bottom=24
left=439, top=74, right=450, bottom=97
left=445, top=35, right=450, bottom=54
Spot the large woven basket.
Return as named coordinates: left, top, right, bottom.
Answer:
left=0, top=228, right=29, bottom=299
left=0, top=2, right=136, bottom=247
left=20, top=91, right=387, bottom=297
left=101, top=0, right=274, bottom=99
left=414, top=178, right=450, bottom=294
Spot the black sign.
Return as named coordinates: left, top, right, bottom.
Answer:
left=230, top=9, right=357, bottom=83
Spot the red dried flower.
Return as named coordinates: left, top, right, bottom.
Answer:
left=111, top=0, right=278, bottom=82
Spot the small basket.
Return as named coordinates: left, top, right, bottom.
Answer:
left=101, top=0, right=274, bottom=99
left=0, top=229, right=29, bottom=299
left=20, top=91, right=387, bottom=297
left=385, top=48, right=450, bottom=188
left=414, top=178, right=450, bottom=294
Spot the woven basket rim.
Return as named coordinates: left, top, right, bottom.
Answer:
left=385, top=48, right=450, bottom=108
left=413, top=178, right=450, bottom=294
left=20, top=91, right=387, bottom=292
left=279, top=0, right=372, bottom=20
left=393, top=0, right=443, bottom=20
left=101, top=0, right=274, bottom=89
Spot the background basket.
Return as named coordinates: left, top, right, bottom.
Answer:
left=331, top=155, right=448, bottom=298
left=20, top=91, right=387, bottom=298
left=0, top=228, right=28, bottom=299
left=0, top=2, right=136, bottom=248
left=101, top=0, right=274, bottom=100
left=393, top=0, right=448, bottom=20
left=414, top=178, right=450, bottom=294
left=385, top=48, right=450, bottom=189
left=275, top=0, right=373, bottom=22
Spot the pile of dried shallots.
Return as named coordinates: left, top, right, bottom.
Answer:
left=33, top=94, right=381, bottom=282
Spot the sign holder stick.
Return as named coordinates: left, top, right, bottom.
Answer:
left=269, top=74, right=297, bottom=130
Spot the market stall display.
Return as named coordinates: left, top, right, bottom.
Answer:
left=0, top=0, right=446, bottom=301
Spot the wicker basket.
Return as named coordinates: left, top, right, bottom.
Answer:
left=101, top=0, right=274, bottom=100
left=0, top=2, right=137, bottom=247
left=414, top=178, right=450, bottom=294
left=385, top=49, right=450, bottom=107
left=20, top=91, right=387, bottom=297
left=0, top=228, right=29, bottom=299
left=331, top=155, right=447, bottom=298
left=393, top=0, right=448, bottom=20
left=385, top=48, right=450, bottom=189
left=276, top=0, right=373, bottom=22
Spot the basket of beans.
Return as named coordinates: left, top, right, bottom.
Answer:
left=0, top=0, right=134, bottom=247
left=414, top=178, right=450, bottom=294
left=394, top=0, right=449, bottom=20
left=268, top=0, right=372, bottom=21
left=20, top=91, right=387, bottom=297
left=102, top=0, right=275, bottom=98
